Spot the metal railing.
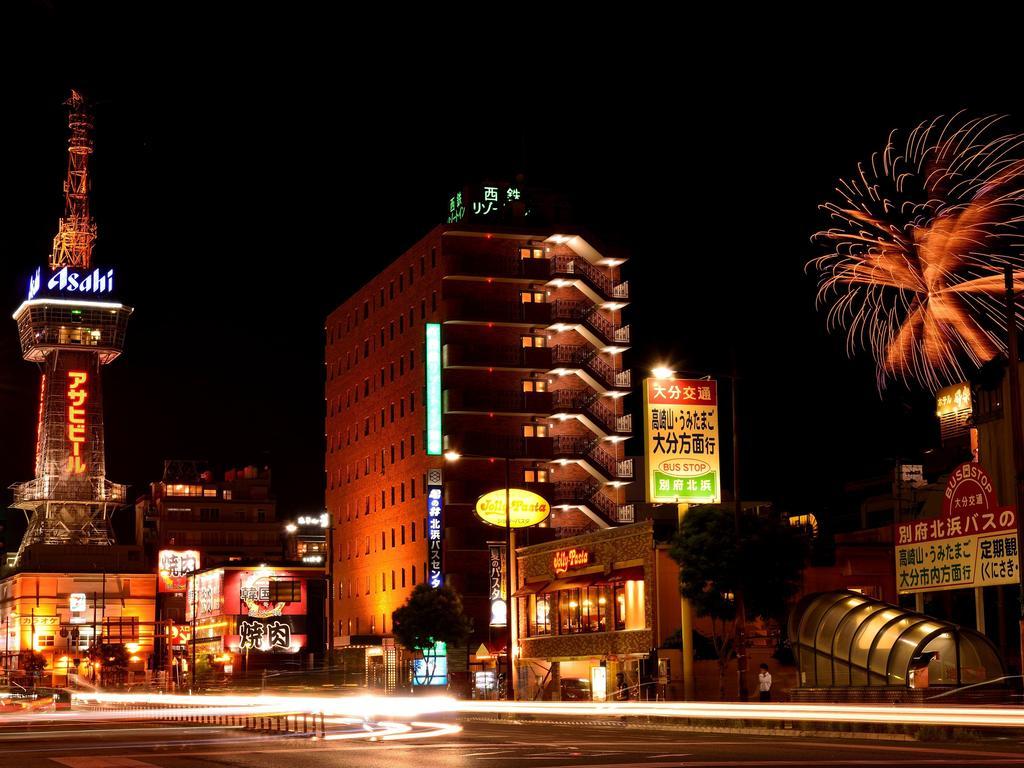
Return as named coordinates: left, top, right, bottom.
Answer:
left=552, top=256, right=630, bottom=300
left=551, top=345, right=628, bottom=391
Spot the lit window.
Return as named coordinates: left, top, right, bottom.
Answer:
left=521, top=335, right=546, bottom=348
left=524, top=469, right=548, bottom=483
left=522, top=380, right=547, bottom=393
left=523, top=424, right=548, bottom=438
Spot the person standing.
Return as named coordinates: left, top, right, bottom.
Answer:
left=758, top=663, right=772, bottom=702
left=614, top=671, right=629, bottom=701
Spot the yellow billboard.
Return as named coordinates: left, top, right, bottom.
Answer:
left=475, top=488, right=550, bottom=528
left=644, top=377, right=721, bottom=503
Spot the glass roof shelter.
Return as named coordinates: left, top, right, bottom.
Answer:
left=789, top=591, right=1004, bottom=688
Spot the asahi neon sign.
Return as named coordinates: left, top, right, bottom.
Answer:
left=28, top=266, right=115, bottom=300
left=66, top=370, right=88, bottom=474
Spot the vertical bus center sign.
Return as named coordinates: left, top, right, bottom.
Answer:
left=644, top=378, right=720, bottom=503
left=427, top=469, right=443, bottom=589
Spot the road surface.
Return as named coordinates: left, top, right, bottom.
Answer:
left=1, top=716, right=1024, bottom=767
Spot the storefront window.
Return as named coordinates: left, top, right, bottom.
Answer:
left=524, top=582, right=633, bottom=638
left=530, top=593, right=554, bottom=636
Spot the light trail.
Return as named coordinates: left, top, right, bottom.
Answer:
left=57, top=692, right=1024, bottom=730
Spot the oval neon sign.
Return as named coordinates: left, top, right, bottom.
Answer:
left=475, top=488, right=550, bottom=528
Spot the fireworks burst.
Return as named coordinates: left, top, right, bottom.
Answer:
left=809, top=113, right=1024, bottom=391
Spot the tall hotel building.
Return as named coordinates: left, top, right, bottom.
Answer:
left=325, top=184, right=633, bottom=670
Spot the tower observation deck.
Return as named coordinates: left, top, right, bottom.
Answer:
left=10, top=91, right=133, bottom=563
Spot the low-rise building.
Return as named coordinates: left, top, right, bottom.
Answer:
left=513, top=520, right=681, bottom=701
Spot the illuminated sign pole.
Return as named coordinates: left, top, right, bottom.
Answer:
left=646, top=370, right=744, bottom=700
left=426, top=323, right=442, bottom=456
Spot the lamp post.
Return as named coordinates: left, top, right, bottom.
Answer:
left=1002, top=265, right=1024, bottom=673
left=651, top=362, right=748, bottom=702
left=445, top=450, right=515, bottom=701
left=190, top=565, right=198, bottom=693
left=326, top=510, right=335, bottom=683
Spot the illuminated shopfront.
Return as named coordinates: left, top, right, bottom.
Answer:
left=0, top=571, right=157, bottom=686
left=185, top=563, right=326, bottom=672
left=514, top=521, right=680, bottom=701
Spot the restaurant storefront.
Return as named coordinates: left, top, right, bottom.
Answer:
left=186, top=563, right=326, bottom=676
left=514, top=521, right=682, bottom=701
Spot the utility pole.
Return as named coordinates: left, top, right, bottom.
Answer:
left=190, top=567, right=198, bottom=693
left=730, top=364, right=749, bottom=702
left=1003, top=265, right=1024, bottom=674
left=504, top=456, right=513, bottom=702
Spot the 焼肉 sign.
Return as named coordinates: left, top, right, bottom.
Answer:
left=475, top=488, right=550, bottom=528
left=644, top=377, right=720, bottom=503
left=158, top=549, right=200, bottom=593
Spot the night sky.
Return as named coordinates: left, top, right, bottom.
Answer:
left=1, top=13, right=1016, bottom=549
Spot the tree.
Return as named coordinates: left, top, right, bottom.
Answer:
left=17, top=650, right=47, bottom=686
left=87, top=643, right=129, bottom=689
left=669, top=505, right=807, bottom=700
left=392, top=584, right=473, bottom=686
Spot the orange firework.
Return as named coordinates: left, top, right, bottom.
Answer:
left=809, top=113, right=1024, bottom=391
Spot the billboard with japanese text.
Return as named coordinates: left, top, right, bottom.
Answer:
left=428, top=474, right=443, bottom=588
left=895, top=508, right=1019, bottom=594
left=158, top=549, right=200, bottom=593
left=644, top=378, right=720, bottom=503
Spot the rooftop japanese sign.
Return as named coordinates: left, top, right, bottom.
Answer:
left=895, top=508, right=1019, bottom=594
left=446, top=183, right=524, bottom=225
left=644, top=378, right=720, bottom=504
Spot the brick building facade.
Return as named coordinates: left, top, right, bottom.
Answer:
left=325, top=216, right=634, bottom=671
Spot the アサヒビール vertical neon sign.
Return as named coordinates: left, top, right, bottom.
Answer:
left=426, top=323, right=442, bottom=455
left=66, top=370, right=88, bottom=473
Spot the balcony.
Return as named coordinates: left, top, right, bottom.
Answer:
left=551, top=255, right=629, bottom=300
left=444, top=389, right=552, bottom=416
left=444, top=343, right=552, bottom=370
left=552, top=436, right=631, bottom=480
left=550, top=480, right=633, bottom=526
left=552, top=389, right=631, bottom=436
left=446, top=298, right=552, bottom=326
left=551, top=344, right=630, bottom=391
left=551, top=301, right=630, bottom=347
left=444, top=431, right=554, bottom=460
left=445, top=252, right=554, bottom=281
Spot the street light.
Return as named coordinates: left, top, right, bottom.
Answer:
left=445, top=449, right=514, bottom=701
left=651, top=365, right=675, bottom=380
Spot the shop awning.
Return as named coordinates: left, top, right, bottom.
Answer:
left=544, top=573, right=601, bottom=591
left=601, top=565, right=645, bottom=583
left=512, top=580, right=549, bottom=597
